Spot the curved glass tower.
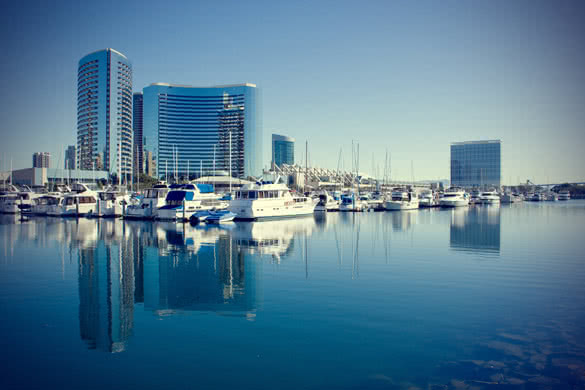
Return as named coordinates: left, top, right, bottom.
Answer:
left=143, top=83, right=261, bottom=180
left=77, top=49, right=133, bottom=178
left=272, top=134, right=295, bottom=167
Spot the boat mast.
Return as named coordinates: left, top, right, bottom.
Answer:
left=305, top=140, right=308, bottom=194
left=229, top=132, right=232, bottom=194
left=357, top=142, right=360, bottom=197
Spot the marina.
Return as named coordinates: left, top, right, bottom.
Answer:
left=1, top=200, right=584, bottom=389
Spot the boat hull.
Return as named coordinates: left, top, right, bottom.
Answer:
left=440, top=199, right=469, bottom=207
left=229, top=199, right=316, bottom=220
left=384, top=200, right=419, bottom=210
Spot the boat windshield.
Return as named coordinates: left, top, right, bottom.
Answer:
left=165, top=190, right=190, bottom=206
left=99, top=192, right=117, bottom=201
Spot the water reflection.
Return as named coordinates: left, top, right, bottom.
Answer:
left=231, top=216, right=316, bottom=263
left=78, top=240, right=134, bottom=353
left=390, top=210, right=417, bottom=232
left=1, top=203, right=585, bottom=390
left=71, top=220, right=262, bottom=352
left=450, top=205, right=501, bottom=255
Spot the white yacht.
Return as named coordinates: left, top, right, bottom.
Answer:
left=56, top=183, right=99, bottom=217
left=124, top=184, right=170, bottom=219
left=439, top=188, right=469, bottom=207
left=228, top=179, right=317, bottom=220
left=156, top=183, right=228, bottom=221
left=469, top=189, right=482, bottom=204
left=385, top=189, right=419, bottom=210
left=0, top=186, right=43, bottom=214
left=418, top=190, right=438, bottom=208
left=479, top=190, right=500, bottom=205
left=315, top=192, right=339, bottom=212
left=558, top=190, right=570, bottom=201
left=30, top=194, right=63, bottom=215
left=96, top=189, right=132, bottom=217
left=339, top=193, right=365, bottom=212
left=0, top=194, right=19, bottom=214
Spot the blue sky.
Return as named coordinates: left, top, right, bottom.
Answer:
left=0, top=0, right=584, bottom=184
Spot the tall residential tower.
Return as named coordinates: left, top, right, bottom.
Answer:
left=32, top=152, right=50, bottom=168
left=77, top=49, right=133, bottom=178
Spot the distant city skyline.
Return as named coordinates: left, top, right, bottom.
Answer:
left=1, top=0, right=584, bottom=184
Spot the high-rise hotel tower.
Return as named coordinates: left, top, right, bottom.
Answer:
left=143, top=83, right=261, bottom=179
left=77, top=49, right=133, bottom=177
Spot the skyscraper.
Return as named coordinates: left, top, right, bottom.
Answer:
left=65, top=145, right=76, bottom=170
left=32, top=152, right=50, bottom=168
left=77, top=48, right=133, bottom=178
left=272, top=134, right=294, bottom=167
left=143, top=83, right=261, bottom=179
left=132, top=92, right=143, bottom=176
left=450, top=140, right=501, bottom=187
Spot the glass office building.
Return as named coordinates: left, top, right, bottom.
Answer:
left=65, top=145, right=76, bottom=170
left=143, top=83, right=261, bottom=179
left=132, top=93, right=143, bottom=175
left=450, top=140, right=501, bottom=187
left=77, top=49, right=133, bottom=177
left=272, top=134, right=294, bottom=167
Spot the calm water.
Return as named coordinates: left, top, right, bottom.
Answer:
left=1, top=202, right=584, bottom=389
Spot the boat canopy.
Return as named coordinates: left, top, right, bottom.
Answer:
left=196, top=184, right=214, bottom=193
left=166, top=191, right=195, bottom=202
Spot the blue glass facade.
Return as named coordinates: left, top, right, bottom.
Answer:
left=77, top=49, right=133, bottom=177
left=450, top=140, right=501, bottom=187
left=272, top=134, right=294, bottom=166
left=132, top=93, right=143, bottom=175
left=143, top=83, right=261, bottom=179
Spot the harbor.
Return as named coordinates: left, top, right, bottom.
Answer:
left=1, top=200, right=584, bottom=389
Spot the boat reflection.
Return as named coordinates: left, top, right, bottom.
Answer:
left=231, top=216, right=316, bottom=263
left=450, top=206, right=501, bottom=255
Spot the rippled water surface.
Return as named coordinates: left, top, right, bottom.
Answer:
left=1, top=202, right=584, bottom=389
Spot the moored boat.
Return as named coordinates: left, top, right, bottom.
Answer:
left=479, top=190, right=500, bottom=205
left=206, top=210, right=237, bottom=223
left=558, top=190, right=570, bottom=201
left=228, top=178, right=317, bottom=219
left=157, top=183, right=227, bottom=221
left=439, top=188, right=469, bottom=207
left=384, top=189, right=419, bottom=210
left=124, top=183, right=170, bottom=219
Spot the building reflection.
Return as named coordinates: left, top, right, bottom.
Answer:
left=76, top=220, right=261, bottom=352
left=78, top=239, right=134, bottom=353
left=450, top=206, right=501, bottom=255
left=143, top=223, right=258, bottom=318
